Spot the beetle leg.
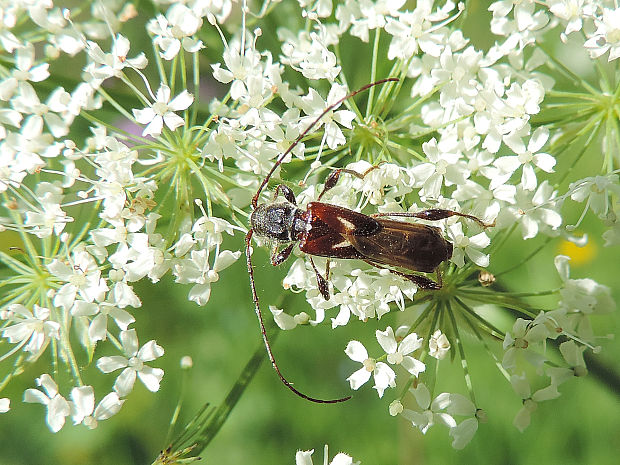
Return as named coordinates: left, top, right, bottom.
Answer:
left=309, top=256, right=331, bottom=300
left=271, top=243, right=295, bottom=266
left=273, top=184, right=297, bottom=205
left=317, top=165, right=382, bottom=201
left=362, top=259, right=442, bottom=290
left=372, top=209, right=495, bottom=229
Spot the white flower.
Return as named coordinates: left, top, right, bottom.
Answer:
left=558, top=340, right=587, bottom=377
left=24, top=182, right=72, bottom=238
left=147, top=5, right=204, bottom=61
left=584, top=7, right=620, bottom=61
left=132, top=84, right=193, bottom=137
left=270, top=306, right=315, bottom=330
left=493, top=127, right=555, bottom=191
left=510, top=373, right=560, bottom=432
left=385, top=1, right=445, bottom=60
left=48, top=247, right=108, bottom=310
left=429, top=329, right=451, bottom=359
left=376, top=326, right=425, bottom=375
left=173, top=249, right=241, bottom=306
left=555, top=255, right=614, bottom=316
left=348, top=0, right=407, bottom=43
left=280, top=27, right=342, bottom=81
left=70, top=386, right=124, bottom=429
left=211, top=41, right=262, bottom=101
left=447, top=222, right=490, bottom=267
left=445, top=394, right=480, bottom=449
left=412, top=138, right=469, bottom=200
left=71, top=301, right=135, bottom=343
left=1, top=304, right=60, bottom=359
left=567, top=174, right=620, bottom=225
left=23, top=374, right=71, bottom=433
left=96, top=329, right=164, bottom=397
left=501, top=181, right=562, bottom=239
left=401, top=383, right=456, bottom=434
left=0, top=43, right=49, bottom=100
left=299, top=83, right=356, bottom=150
left=86, top=34, right=147, bottom=80
left=11, top=84, right=70, bottom=138
left=502, top=317, right=549, bottom=372
left=548, top=0, right=587, bottom=39
left=345, top=340, right=396, bottom=398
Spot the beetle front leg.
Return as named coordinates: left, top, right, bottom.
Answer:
left=317, top=165, right=381, bottom=201
left=372, top=209, right=495, bottom=229
left=309, top=257, right=330, bottom=300
left=271, top=243, right=295, bottom=266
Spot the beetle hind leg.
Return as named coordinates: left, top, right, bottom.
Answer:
left=399, top=272, right=442, bottom=290
left=372, top=209, right=494, bottom=229
left=362, top=259, right=442, bottom=290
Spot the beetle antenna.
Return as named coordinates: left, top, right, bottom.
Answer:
left=245, top=230, right=351, bottom=403
left=251, top=77, right=399, bottom=209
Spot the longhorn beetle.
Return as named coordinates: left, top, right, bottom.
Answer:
left=245, top=78, right=494, bottom=403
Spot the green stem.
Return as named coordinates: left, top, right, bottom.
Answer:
left=157, top=333, right=272, bottom=462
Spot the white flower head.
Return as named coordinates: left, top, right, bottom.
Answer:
left=345, top=340, right=396, bottom=398
left=133, top=84, right=193, bottom=137
left=493, top=126, right=555, bottom=191
left=376, top=326, right=425, bottom=376
left=555, top=255, right=615, bottom=316
left=447, top=222, right=490, bottom=267
left=70, top=386, right=124, bottom=429
left=584, top=7, right=620, bottom=61
left=300, top=83, right=356, bottom=150
left=510, top=373, right=561, bottom=432
left=23, top=374, right=71, bottom=433
left=1, top=304, right=60, bottom=359
left=401, top=383, right=456, bottom=434
left=147, top=5, right=204, bottom=61
left=429, top=329, right=451, bottom=359
left=96, top=329, right=164, bottom=397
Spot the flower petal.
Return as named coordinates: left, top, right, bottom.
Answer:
left=137, top=365, right=164, bottom=392
left=346, top=367, right=371, bottom=390
left=137, top=340, right=164, bottom=362
left=113, top=367, right=137, bottom=397
left=344, top=340, right=368, bottom=362
left=376, top=327, right=397, bottom=354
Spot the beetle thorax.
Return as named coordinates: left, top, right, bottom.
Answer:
left=250, top=202, right=307, bottom=242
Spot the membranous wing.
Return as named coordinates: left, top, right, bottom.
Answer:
left=346, top=219, right=453, bottom=273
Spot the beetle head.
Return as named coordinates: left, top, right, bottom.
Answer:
left=251, top=202, right=305, bottom=242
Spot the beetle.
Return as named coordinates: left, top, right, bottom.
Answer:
left=244, top=78, right=493, bottom=403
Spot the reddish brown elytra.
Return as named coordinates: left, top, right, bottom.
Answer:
left=245, top=78, right=493, bottom=403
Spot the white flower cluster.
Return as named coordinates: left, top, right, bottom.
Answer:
left=503, top=255, right=613, bottom=431
left=0, top=1, right=243, bottom=433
